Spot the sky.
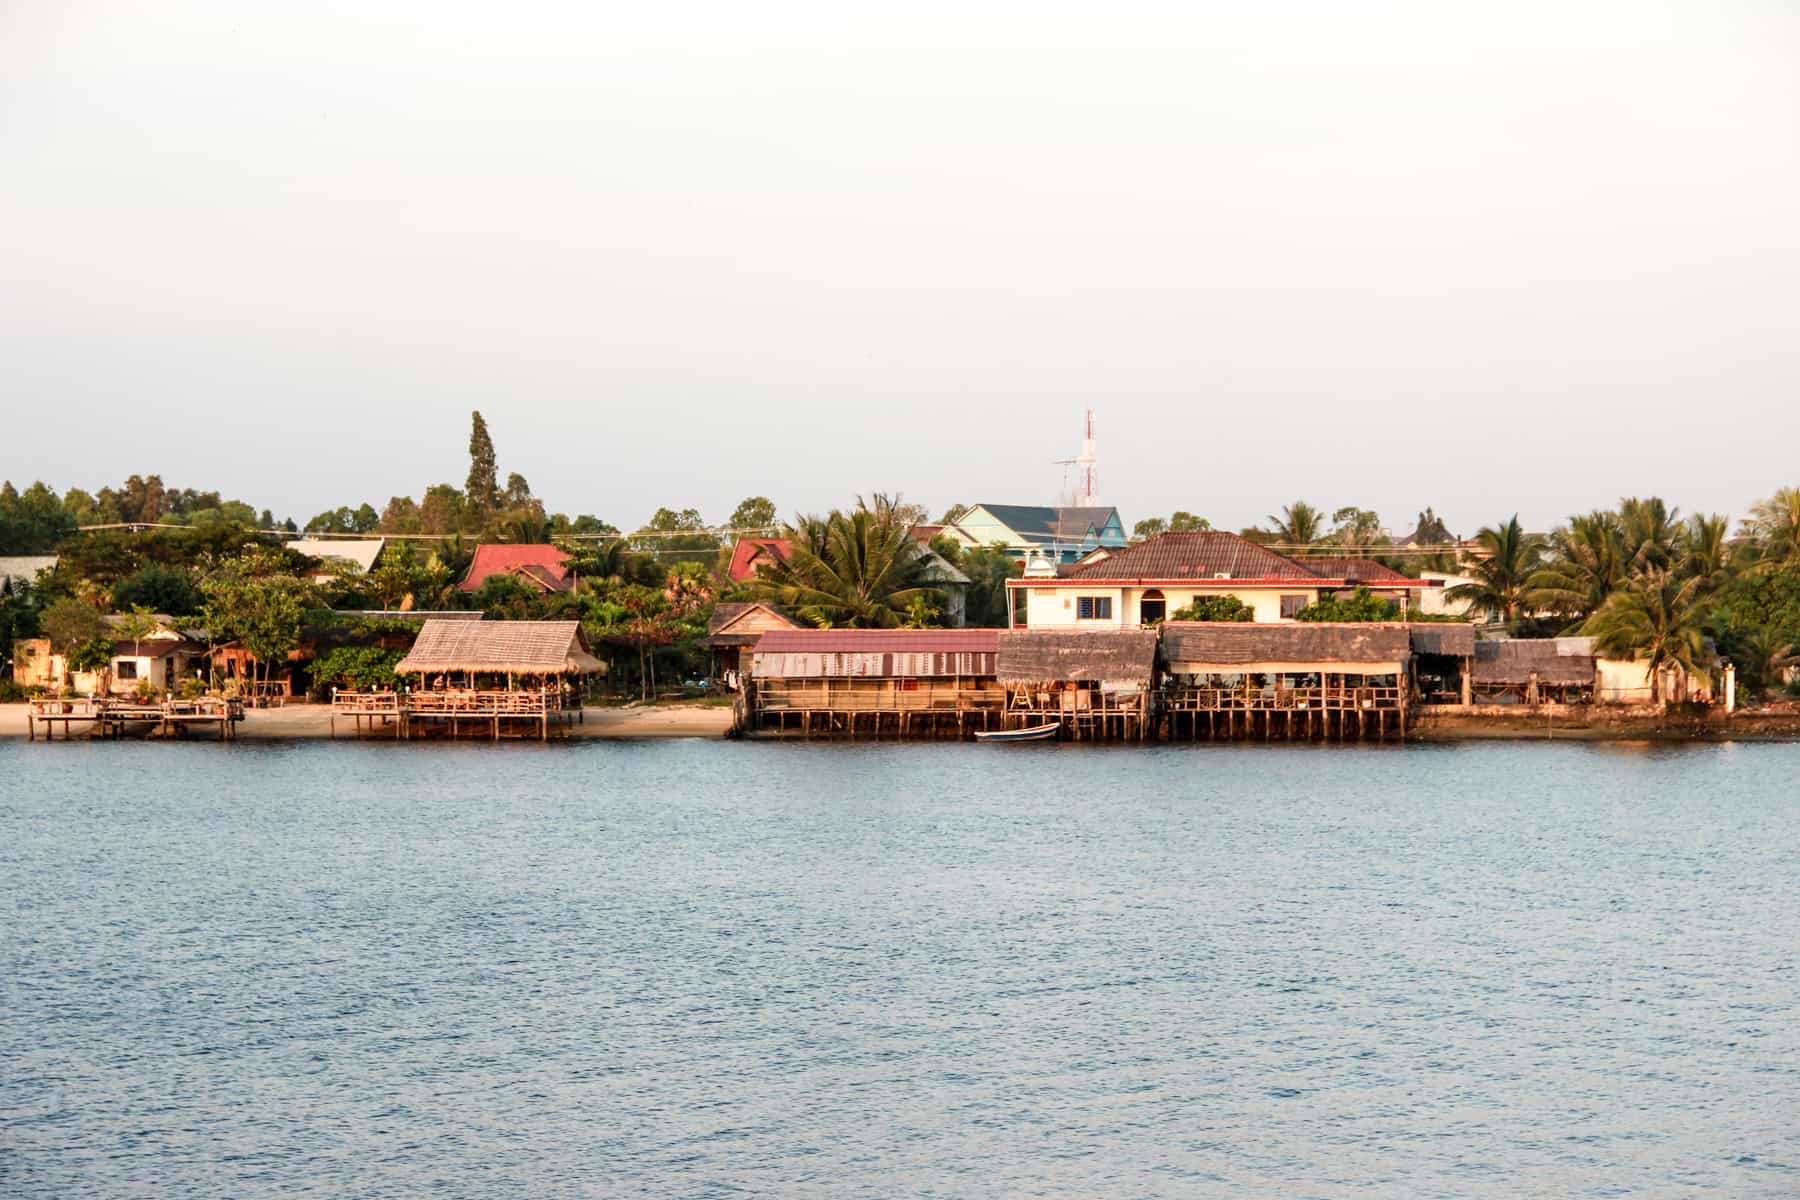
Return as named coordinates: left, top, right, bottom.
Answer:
left=3, top=1, right=1797, bottom=536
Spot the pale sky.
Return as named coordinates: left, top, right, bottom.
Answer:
left=4, top=1, right=1796, bottom=535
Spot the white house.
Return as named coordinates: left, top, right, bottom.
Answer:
left=1005, top=531, right=1436, bottom=628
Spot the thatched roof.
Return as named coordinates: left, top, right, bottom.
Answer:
left=1408, top=623, right=1475, bottom=657
left=394, top=619, right=606, bottom=675
left=997, top=630, right=1158, bottom=686
left=1472, top=639, right=1594, bottom=686
left=1162, top=621, right=1411, bottom=672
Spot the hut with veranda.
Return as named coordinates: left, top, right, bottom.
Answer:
left=995, top=629, right=1159, bottom=741
left=746, top=628, right=1004, bottom=738
left=1160, top=621, right=1412, bottom=741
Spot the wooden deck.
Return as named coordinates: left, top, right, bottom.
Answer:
left=330, top=689, right=583, bottom=740
left=1164, top=680, right=1406, bottom=741
left=749, top=679, right=1007, bottom=738
left=27, top=697, right=243, bottom=741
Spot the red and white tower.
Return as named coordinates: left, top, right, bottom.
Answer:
left=1073, top=406, right=1099, bottom=506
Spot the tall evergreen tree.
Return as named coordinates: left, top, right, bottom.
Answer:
left=466, top=411, right=499, bottom=513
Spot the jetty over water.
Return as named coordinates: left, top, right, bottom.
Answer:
left=27, top=696, right=243, bottom=740
left=335, top=618, right=604, bottom=740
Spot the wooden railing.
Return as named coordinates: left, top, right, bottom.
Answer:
left=755, top=681, right=1007, bottom=713
left=332, top=689, right=567, bottom=717
left=1166, top=684, right=1405, bottom=712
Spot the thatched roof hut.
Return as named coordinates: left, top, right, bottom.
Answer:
left=1471, top=639, right=1594, bottom=686
left=1161, top=622, right=1410, bottom=674
left=394, top=619, right=606, bottom=676
left=1407, top=623, right=1475, bottom=658
left=997, top=630, right=1158, bottom=687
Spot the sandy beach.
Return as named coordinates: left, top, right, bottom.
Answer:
left=0, top=701, right=736, bottom=741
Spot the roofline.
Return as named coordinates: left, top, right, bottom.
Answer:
left=1004, top=577, right=1436, bottom=589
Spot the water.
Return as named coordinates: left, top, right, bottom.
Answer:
left=3, top=740, right=1798, bottom=1197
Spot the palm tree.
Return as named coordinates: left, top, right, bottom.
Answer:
left=1584, top=570, right=1713, bottom=704
left=1526, top=510, right=1624, bottom=626
left=752, top=495, right=942, bottom=627
left=1267, top=501, right=1324, bottom=552
left=1745, top=486, right=1800, bottom=567
left=1730, top=625, right=1797, bottom=696
left=1678, top=513, right=1732, bottom=588
left=1619, top=496, right=1681, bottom=575
left=1447, top=515, right=1544, bottom=628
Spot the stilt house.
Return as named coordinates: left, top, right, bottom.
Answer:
left=995, top=630, right=1159, bottom=741
left=747, top=628, right=1004, bottom=737
left=1160, top=621, right=1412, bottom=740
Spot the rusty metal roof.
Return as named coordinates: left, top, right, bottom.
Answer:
left=754, top=629, right=999, bottom=654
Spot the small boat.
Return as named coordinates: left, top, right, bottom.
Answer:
left=976, top=722, right=1061, bottom=743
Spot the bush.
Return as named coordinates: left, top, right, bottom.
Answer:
left=1170, top=595, right=1254, bottom=622
left=1294, top=587, right=1400, bottom=623
left=0, top=678, right=25, bottom=703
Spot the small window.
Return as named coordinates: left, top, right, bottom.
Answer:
left=1280, top=595, right=1308, bottom=619
left=1076, top=596, right=1114, bottom=620
left=115, top=660, right=139, bottom=680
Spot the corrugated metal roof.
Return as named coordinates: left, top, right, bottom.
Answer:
left=754, top=629, right=999, bottom=654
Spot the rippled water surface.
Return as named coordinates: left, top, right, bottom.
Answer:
left=3, top=739, right=1798, bottom=1197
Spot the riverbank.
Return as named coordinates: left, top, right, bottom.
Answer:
left=5, top=702, right=1797, bottom=743
left=0, top=701, right=738, bottom=740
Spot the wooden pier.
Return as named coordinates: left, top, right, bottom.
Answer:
left=27, top=697, right=243, bottom=741
left=330, top=688, right=582, bottom=741
left=1163, top=679, right=1406, bottom=741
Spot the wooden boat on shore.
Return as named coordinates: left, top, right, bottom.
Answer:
left=975, top=722, right=1061, bottom=743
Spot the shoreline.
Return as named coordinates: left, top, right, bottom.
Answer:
left=0, top=701, right=738, bottom=741
left=5, top=701, right=1799, bottom=744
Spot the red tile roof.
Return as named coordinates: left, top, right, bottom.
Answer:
left=1055, top=531, right=1323, bottom=582
left=1304, top=557, right=1419, bottom=585
left=753, top=629, right=999, bottom=654
left=726, top=538, right=792, bottom=583
left=459, top=544, right=574, bottom=592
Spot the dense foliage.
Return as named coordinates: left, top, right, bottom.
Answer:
left=1169, top=595, right=1254, bottom=622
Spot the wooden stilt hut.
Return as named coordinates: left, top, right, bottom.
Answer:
left=1160, top=622, right=1412, bottom=742
left=746, top=628, right=1003, bottom=738
left=333, top=619, right=606, bottom=741
left=996, top=630, right=1159, bottom=741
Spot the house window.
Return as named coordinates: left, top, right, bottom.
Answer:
left=1139, top=589, right=1166, bottom=625
left=1076, top=596, right=1114, bottom=621
left=1280, top=595, right=1308, bottom=619
left=116, top=660, right=139, bottom=680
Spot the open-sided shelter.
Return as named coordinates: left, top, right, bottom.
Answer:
left=995, top=630, right=1159, bottom=740
left=1160, top=621, right=1413, bottom=740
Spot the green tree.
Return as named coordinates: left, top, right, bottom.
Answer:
left=41, top=597, right=106, bottom=655
left=1169, top=595, right=1254, bottom=622
left=1618, top=496, right=1681, bottom=575
left=751, top=495, right=942, bottom=627
left=728, top=496, right=778, bottom=531
left=956, top=544, right=1021, bottom=628
left=201, top=554, right=310, bottom=698
left=1745, top=487, right=1800, bottom=568
left=1526, top=511, right=1625, bottom=627
left=466, top=411, right=499, bottom=514
left=1133, top=517, right=1167, bottom=538
left=1169, top=511, right=1210, bottom=532
left=1329, top=506, right=1383, bottom=551
left=1267, top=501, right=1324, bottom=550
left=1293, top=587, right=1399, bottom=622
left=1584, top=571, right=1714, bottom=704
left=1679, top=513, right=1733, bottom=588
left=1447, top=515, right=1544, bottom=628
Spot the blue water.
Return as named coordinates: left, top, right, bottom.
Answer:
left=3, top=739, right=1798, bottom=1197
